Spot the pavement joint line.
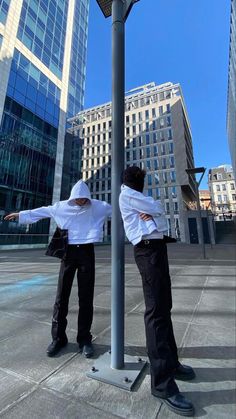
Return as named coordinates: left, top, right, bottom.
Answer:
left=178, top=274, right=210, bottom=354
left=0, top=366, right=37, bottom=384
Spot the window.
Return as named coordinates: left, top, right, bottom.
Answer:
left=162, top=158, right=167, bottom=169
left=169, top=157, right=175, bottom=168
left=155, top=173, right=159, bottom=184
left=222, top=184, right=226, bottom=191
left=146, top=134, right=150, bottom=145
left=159, top=106, right=163, bottom=116
left=174, top=202, right=179, bottom=213
left=146, top=160, right=151, bottom=170
left=161, top=144, right=165, bottom=155
left=166, top=104, right=171, bottom=113
left=145, top=110, right=149, bottom=119
left=154, top=159, right=159, bottom=170
left=223, top=195, right=227, bottom=202
left=138, top=112, right=142, bottom=121
left=160, top=118, right=164, bottom=128
left=152, top=108, right=156, bottom=118
left=230, top=183, right=235, bottom=190
left=132, top=114, right=136, bottom=123
left=170, top=171, right=176, bottom=182
left=126, top=115, right=129, bottom=124
left=216, top=185, right=220, bottom=191
left=217, top=195, right=222, bottom=202
left=167, top=116, right=171, bottom=126
left=146, top=148, right=150, bottom=158
left=148, top=174, right=152, bottom=185
left=165, top=202, right=170, bottom=213
left=153, top=132, right=158, bottom=143
left=168, top=129, right=172, bottom=140
left=163, top=172, right=168, bottom=183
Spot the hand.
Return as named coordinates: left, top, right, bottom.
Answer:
left=4, top=213, right=19, bottom=221
left=139, top=212, right=153, bottom=221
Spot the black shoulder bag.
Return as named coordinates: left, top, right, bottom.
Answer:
left=45, top=227, right=68, bottom=259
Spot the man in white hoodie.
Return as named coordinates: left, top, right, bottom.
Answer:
left=5, top=180, right=111, bottom=358
left=119, top=166, right=195, bottom=417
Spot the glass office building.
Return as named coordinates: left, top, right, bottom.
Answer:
left=0, top=0, right=89, bottom=246
left=227, top=0, right=236, bottom=177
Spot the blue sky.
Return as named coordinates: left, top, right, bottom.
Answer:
left=84, top=0, right=231, bottom=189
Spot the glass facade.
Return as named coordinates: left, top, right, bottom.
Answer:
left=17, top=0, right=69, bottom=79
left=67, top=0, right=89, bottom=118
left=0, top=97, right=57, bottom=244
left=0, top=33, right=3, bottom=49
left=7, top=50, right=61, bottom=127
left=0, top=0, right=10, bottom=24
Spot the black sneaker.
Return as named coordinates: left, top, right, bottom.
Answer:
left=153, top=392, right=194, bottom=417
left=78, top=343, right=94, bottom=358
left=47, top=338, right=68, bottom=357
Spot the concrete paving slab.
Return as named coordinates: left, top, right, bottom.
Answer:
left=0, top=245, right=235, bottom=418
left=0, top=387, right=119, bottom=419
left=0, top=322, right=79, bottom=382
left=0, top=369, right=34, bottom=414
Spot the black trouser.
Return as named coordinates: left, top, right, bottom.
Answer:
left=51, top=244, right=95, bottom=346
left=134, top=239, right=179, bottom=398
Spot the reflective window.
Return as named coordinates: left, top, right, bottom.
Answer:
left=17, top=0, right=69, bottom=79
left=0, top=0, right=10, bottom=24
left=0, top=33, right=3, bottom=49
left=67, top=0, right=89, bottom=117
left=7, top=49, right=61, bottom=127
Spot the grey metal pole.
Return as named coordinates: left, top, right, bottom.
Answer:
left=196, top=184, right=206, bottom=259
left=111, top=0, right=125, bottom=369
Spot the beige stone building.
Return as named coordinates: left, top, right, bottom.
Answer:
left=68, top=82, right=202, bottom=243
left=208, top=165, right=236, bottom=221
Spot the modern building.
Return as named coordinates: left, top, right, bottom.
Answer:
left=68, top=81, right=202, bottom=243
left=227, top=0, right=236, bottom=177
left=0, top=0, right=89, bottom=247
left=208, top=165, right=236, bottom=221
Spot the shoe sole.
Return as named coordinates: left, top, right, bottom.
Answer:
left=162, top=399, right=194, bottom=417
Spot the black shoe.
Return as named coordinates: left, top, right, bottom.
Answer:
left=174, top=363, right=196, bottom=381
left=161, top=393, right=194, bottom=417
left=79, top=343, right=94, bottom=358
left=47, top=338, right=68, bottom=357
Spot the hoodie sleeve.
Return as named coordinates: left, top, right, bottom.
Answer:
left=129, top=193, right=165, bottom=216
left=19, top=203, right=59, bottom=225
left=102, top=202, right=112, bottom=218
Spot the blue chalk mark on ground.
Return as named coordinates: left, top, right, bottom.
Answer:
left=0, top=275, right=57, bottom=295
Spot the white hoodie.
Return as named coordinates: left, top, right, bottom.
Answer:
left=119, top=185, right=168, bottom=245
left=19, top=180, right=112, bottom=244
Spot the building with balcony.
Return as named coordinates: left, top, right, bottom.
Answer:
left=208, top=165, right=236, bottom=221
left=68, top=82, right=200, bottom=243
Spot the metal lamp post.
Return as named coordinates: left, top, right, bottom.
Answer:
left=186, top=167, right=206, bottom=259
left=87, top=0, right=146, bottom=391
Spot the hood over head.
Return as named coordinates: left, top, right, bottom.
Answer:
left=68, top=180, right=91, bottom=205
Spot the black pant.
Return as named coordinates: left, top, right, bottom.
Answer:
left=134, top=239, right=179, bottom=398
left=51, top=244, right=95, bottom=346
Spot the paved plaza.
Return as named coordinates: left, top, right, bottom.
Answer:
left=0, top=243, right=235, bottom=418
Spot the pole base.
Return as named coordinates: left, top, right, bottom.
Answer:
left=86, top=351, right=147, bottom=391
